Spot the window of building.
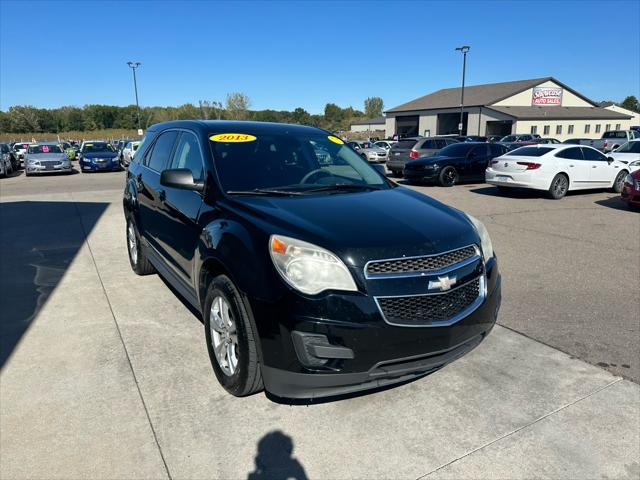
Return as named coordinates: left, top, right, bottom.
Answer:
left=595, top=124, right=601, bottom=133
left=568, top=125, right=574, bottom=134
left=584, top=124, right=591, bottom=134
left=615, top=123, right=621, bottom=130
left=556, top=125, right=562, bottom=135
left=605, top=124, right=611, bottom=131
left=530, top=126, right=538, bottom=135
left=543, top=125, right=550, bottom=135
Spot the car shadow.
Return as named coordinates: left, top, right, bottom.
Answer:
left=594, top=196, right=635, bottom=211
left=25, top=169, right=80, bottom=177
left=0, top=200, right=109, bottom=369
left=247, top=430, right=308, bottom=480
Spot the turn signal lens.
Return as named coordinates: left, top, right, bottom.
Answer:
left=516, top=162, right=542, bottom=170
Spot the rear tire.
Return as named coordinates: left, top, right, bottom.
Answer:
left=204, top=275, right=263, bottom=397
left=612, top=170, right=627, bottom=193
left=548, top=173, right=569, bottom=199
left=126, top=217, right=155, bottom=275
left=438, top=166, right=459, bottom=187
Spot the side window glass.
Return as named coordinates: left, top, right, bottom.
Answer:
left=147, top=131, right=179, bottom=171
left=171, top=132, right=204, bottom=181
left=581, top=147, right=607, bottom=161
left=557, top=148, right=583, bottom=160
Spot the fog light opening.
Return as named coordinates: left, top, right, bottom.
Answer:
left=291, top=331, right=354, bottom=369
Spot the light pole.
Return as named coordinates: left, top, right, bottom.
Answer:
left=455, top=46, right=470, bottom=136
left=127, top=61, right=141, bottom=131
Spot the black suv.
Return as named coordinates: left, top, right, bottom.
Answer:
left=404, top=142, right=509, bottom=186
left=123, top=121, right=501, bottom=400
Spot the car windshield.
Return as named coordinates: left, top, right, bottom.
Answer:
left=210, top=133, right=389, bottom=194
left=15, top=143, right=29, bottom=150
left=82, top=142, right=114, bottom=153
left=615, top=141, right=640, bottom=153
left=28, top=144, right=63, bottom=154
left=438, top=143, right=473, bottom=156
left=507, top=146, right=554, bottom=157
left=500, top=135, right=517, bottom=142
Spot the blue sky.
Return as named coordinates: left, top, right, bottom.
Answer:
left=1, top=0, right=638, bottom=114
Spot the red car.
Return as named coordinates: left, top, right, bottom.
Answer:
left=621, top=169, right=640, bottom=210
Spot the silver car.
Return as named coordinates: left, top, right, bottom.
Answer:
left=24, top=142, right=72, bottom=176
left=346, top=140, right=388, bottom=163
left=387, top=137, right=459, bottom=176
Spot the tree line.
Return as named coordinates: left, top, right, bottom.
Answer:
left=0, top=93, right=386, bottom=135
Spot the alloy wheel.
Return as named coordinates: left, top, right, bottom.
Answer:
left=553, top=176, right=568, bottom=197
left=127, top=223, right=138, bottom=265
left=209, top=296, right=239, bottom=376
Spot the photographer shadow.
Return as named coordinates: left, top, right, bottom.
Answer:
left=248, top=431, right=308, bottom=480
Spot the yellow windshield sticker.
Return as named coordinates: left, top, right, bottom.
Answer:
left=327, top=135, right=344, bottom=145
left=85, top=143, right=93, bottom=147
left=210, top=133, right=256, bottom=143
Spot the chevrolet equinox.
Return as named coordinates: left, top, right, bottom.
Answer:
left=123, top=121, right=501, bottom=399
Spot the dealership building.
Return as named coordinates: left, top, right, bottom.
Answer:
left=384, top=77, right=635, bottom=141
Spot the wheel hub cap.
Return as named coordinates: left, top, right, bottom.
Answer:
left=210, top=296, right=239, bottom=376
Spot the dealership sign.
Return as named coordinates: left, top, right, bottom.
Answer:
left=532, top=87, right=563, bottom=106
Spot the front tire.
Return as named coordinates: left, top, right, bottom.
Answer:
left=439, top=166, right=459, bottom=187
left=126, top=217, right=155, bottom=275
left=612, top=170, right=627, bottom=193
left=548, top=173, right=569, bottom=199
left=204, top=275, right=263, bottom=397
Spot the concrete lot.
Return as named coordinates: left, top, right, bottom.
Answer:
left=1, top=169, right=639, bottom=479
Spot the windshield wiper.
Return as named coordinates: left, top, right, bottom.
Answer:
left=226, top=188, right=304, bottom=196
left=302, top=184, right=383, bottom=194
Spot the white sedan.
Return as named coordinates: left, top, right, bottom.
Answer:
left=607, top=139, right=640, bottom=173
left=485, top=144, right=629, bottom=199
left=122, top=141, right=140, bottom=166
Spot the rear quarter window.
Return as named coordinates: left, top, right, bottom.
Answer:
left=393, top=139, right=418, bottom=149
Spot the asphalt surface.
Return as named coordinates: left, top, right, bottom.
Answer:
left=1, top=168, right=639, bottom=479
left=2, top=167, right=638, bottom=382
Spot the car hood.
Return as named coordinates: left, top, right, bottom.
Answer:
left=82, top=152, right=117, bottom=159
left=609, top=152, right=640, bottom=162
left=363, top=147, right=387, bottom=153
left=25, top=153, right=67, bottom=161
left=225, top=187, right=479, bottom=267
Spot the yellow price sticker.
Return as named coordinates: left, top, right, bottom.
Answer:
left=210, top=133, right=257, bottom=143
left=327, top=135, right=344, bottom=145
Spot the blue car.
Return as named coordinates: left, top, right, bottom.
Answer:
left=79, top=141, right=121, bottom=172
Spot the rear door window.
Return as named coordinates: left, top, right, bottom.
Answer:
left=555, top=147, right=584, bottom=160
left=146, top=130, right=179, bottom=171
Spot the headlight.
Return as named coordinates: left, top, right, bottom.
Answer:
left=467, top=215, right=494, bottom=261
left=269, top=234, right=357, bottom=295
left=629, top=160, right=640, bottom=167
left=625, top=174, right=634, bottom=184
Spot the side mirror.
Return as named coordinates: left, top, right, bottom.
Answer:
left=607, top=157, right=614, bottom=164
left=160, top=168, right=204, bottom=192
left=372, top=163, right=386, bottom=176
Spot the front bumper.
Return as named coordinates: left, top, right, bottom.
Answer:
left=621, top=183, right=640, bottom=205
left=403, top=167, right=439, bottom=182
left=254, top=257, right=501, bottom=400
left=25, top=164, right=72, bottom=174
left=80, top=159, right=121, bottom=171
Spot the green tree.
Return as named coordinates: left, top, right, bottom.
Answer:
left=225, top=92, right=251, bottom=120
left=364, top=97, right=384, bottom=118
left=620, top=95, right=639, bottom=112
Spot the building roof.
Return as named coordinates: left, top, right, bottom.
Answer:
left=386, top=77, right=597, bottom=113
left=486, top=106, right=631, bottom=120
left=351, top=116, right=386, bottom=126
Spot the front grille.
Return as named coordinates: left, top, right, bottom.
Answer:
left=41, top=160, right=61, bottom=166
left=366, top=245, right=477, bottom=276
left=377, top=278, right=481, bottom=326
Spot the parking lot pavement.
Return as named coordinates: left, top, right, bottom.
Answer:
left=1, top=173, right=639, bottom=479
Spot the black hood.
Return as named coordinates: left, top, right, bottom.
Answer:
left=224, top=187, right=479, bottom=266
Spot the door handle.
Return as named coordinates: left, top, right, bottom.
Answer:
left=569, top=164, right=574, bottom=167
left=158, top=189, right=166, bottom=202
left=592, top=165, right=597, bottom=168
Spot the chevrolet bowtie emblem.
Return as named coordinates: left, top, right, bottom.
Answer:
left=429, top=275, right=457, bottom=291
